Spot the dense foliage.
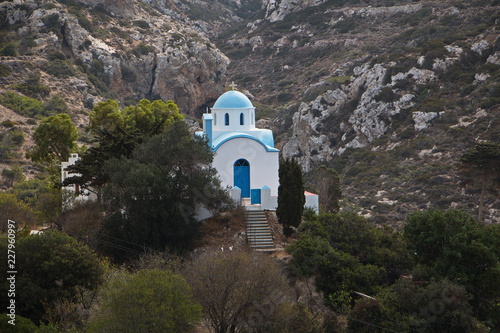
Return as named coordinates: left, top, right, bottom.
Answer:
left=65, top=99, right=183, bottom=190
left=0, top=232, right=105, bottom=325
left=287, top=212, right=414, bottom=302
left=27, top=114, right=78, bottom=163
left=404, top=209, right=500, bottom=326
left=277, top=158, right=305, bottom=236
left=99, top=121, right=229, bottom=259
left=87, top=269, right=201, bottom=333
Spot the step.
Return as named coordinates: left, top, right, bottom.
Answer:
left=244, top=210, right=274, bottom=250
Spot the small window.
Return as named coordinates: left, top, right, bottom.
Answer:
left=251, top=112, right=254, bottom=124
left=213, top=113, right=217, bottom=126
left=225, top=113, right=229, bottom=126
left=240, top=113, right=244, bottom=125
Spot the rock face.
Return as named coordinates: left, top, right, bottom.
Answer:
left=1, top=0, right=229, bottom=114
left=281, top=63, right=420, bottom=171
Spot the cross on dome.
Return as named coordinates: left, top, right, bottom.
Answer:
left=230, top=81, right=237, bottom=91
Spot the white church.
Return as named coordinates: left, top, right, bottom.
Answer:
left=196, top=89, right=318, bottom=212
left=62, top=89, right=318, bottom=213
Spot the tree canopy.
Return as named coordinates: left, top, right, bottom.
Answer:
left=404, top=209, right=500, bottom=326
left=87, top=269, right=201, bottom=333
left=27, top=113, right=77, bottom=163
left=286, top=212, right=414, bottom=307
left=99, top=121, right=229, bottom=260
left=65, top=98, right=183, bottom=189
left=0, top=231, right=105, bottom=325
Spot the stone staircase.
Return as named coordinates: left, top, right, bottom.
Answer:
left=245, top=210, right=275, bottom=250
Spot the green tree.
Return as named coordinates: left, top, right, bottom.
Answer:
left=459, top=141, right=500, bottom=221
left=1, top=165, right=25, bottom=187
left=43, top=95, right=69, bottom=114
left=185, top=250, right=289, bottom=333
left=27, top=114, right=78, bottom=163
left=277, top=158, right=305, bottom=236
left=287, top=212, right=414, bottom=306
left=404, top=209, right=500, bottom=327
left=12, top=73, right=51, bottom=99
left=0, top=192, right=34, bottom=232
left=347, top=279, right=488, bottom=333
left=99, top=121, right=229, bottom=259
left=87, top=269, right=201, bottom=333
left=65, top=99, right=183, bottom=190
left=0, top=232, right=105, bottom=324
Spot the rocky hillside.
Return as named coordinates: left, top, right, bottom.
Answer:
left=0, top=0, right=229, bottom=115
left=215, top=0, right=500, bottom=224
left=1, top=0, right=499, bottom=223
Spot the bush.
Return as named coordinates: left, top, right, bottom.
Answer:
left=12, top=74, right=51, bottom=99
left=44, top=59, right=75, bottom=78
left=334, top=17, right=357, bottom=33
left=43, top=95, right=70, bottom=114
left=1, top=120, right=16, bottom=127
left=10, top=129, right=25, bottom=146
left=131, top=43, right=155, bottom=56
left=0, top=91, right=45, bottom=117
left=133, top=20, right=150, bottom=29
left=0, top=41, right=17, bottom=56
left=0, top=63, right=11, bottom=77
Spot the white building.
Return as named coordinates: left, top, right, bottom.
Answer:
left=197, top=90, right=319, bottom=212
left=61, top=153, right=96, bottom=207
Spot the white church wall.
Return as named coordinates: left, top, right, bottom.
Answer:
left=212, top=107, right=255, bottom=132
left=213, top=137, right=280, bottom=196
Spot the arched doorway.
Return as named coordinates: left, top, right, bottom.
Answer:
left=234, top=159, right=250, bottom=197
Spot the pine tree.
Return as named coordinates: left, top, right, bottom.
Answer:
left=277, top=158, right=305, bottom=236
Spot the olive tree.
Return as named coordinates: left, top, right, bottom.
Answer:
left=185, top=250, right=290, bottom=333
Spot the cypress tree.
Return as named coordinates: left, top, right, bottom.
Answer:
left=277, top=158, right=305, bottom=236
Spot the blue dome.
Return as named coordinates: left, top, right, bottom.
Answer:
left=213, top=91, right=253, bottom=109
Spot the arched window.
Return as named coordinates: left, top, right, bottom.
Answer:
left=251, top=112, right=254, bottom=125
left=225, top=113, right=229, bottom=126
left=240, top=113, right=244, bottom=125
left=213, top=113, right=217, bottom=126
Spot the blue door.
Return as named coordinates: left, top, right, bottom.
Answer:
left=234, top=159, right=250, bottom=197
left=251, top=189, right=261, bottom=204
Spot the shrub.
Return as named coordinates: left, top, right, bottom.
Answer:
left=0, top=91, right=45, bottom=117
left=41, top=13, right=60, bottom=32
left=44, top=59, right=75, bottom=78
left=133, top=20, right=150, bottom=29
left=1, top=120, right=16, bottom=127
left=120, top=63, right=136, bottom=82
left=47, top=51, right=66, bottom=61
left=0, top=42, right=17, bottom=56
left=334, top=17, right=357, bottom=33
left=131, top=43, right=155, bottom=56
left=0, top=92, right=63, bottom=118
left=12, top=74, right=51, bottom=99
left=0, top=63, right=11, bottom=77
left=9, top=129, right=25, bottom=146
left=43, top=95, right=70, bottom=114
